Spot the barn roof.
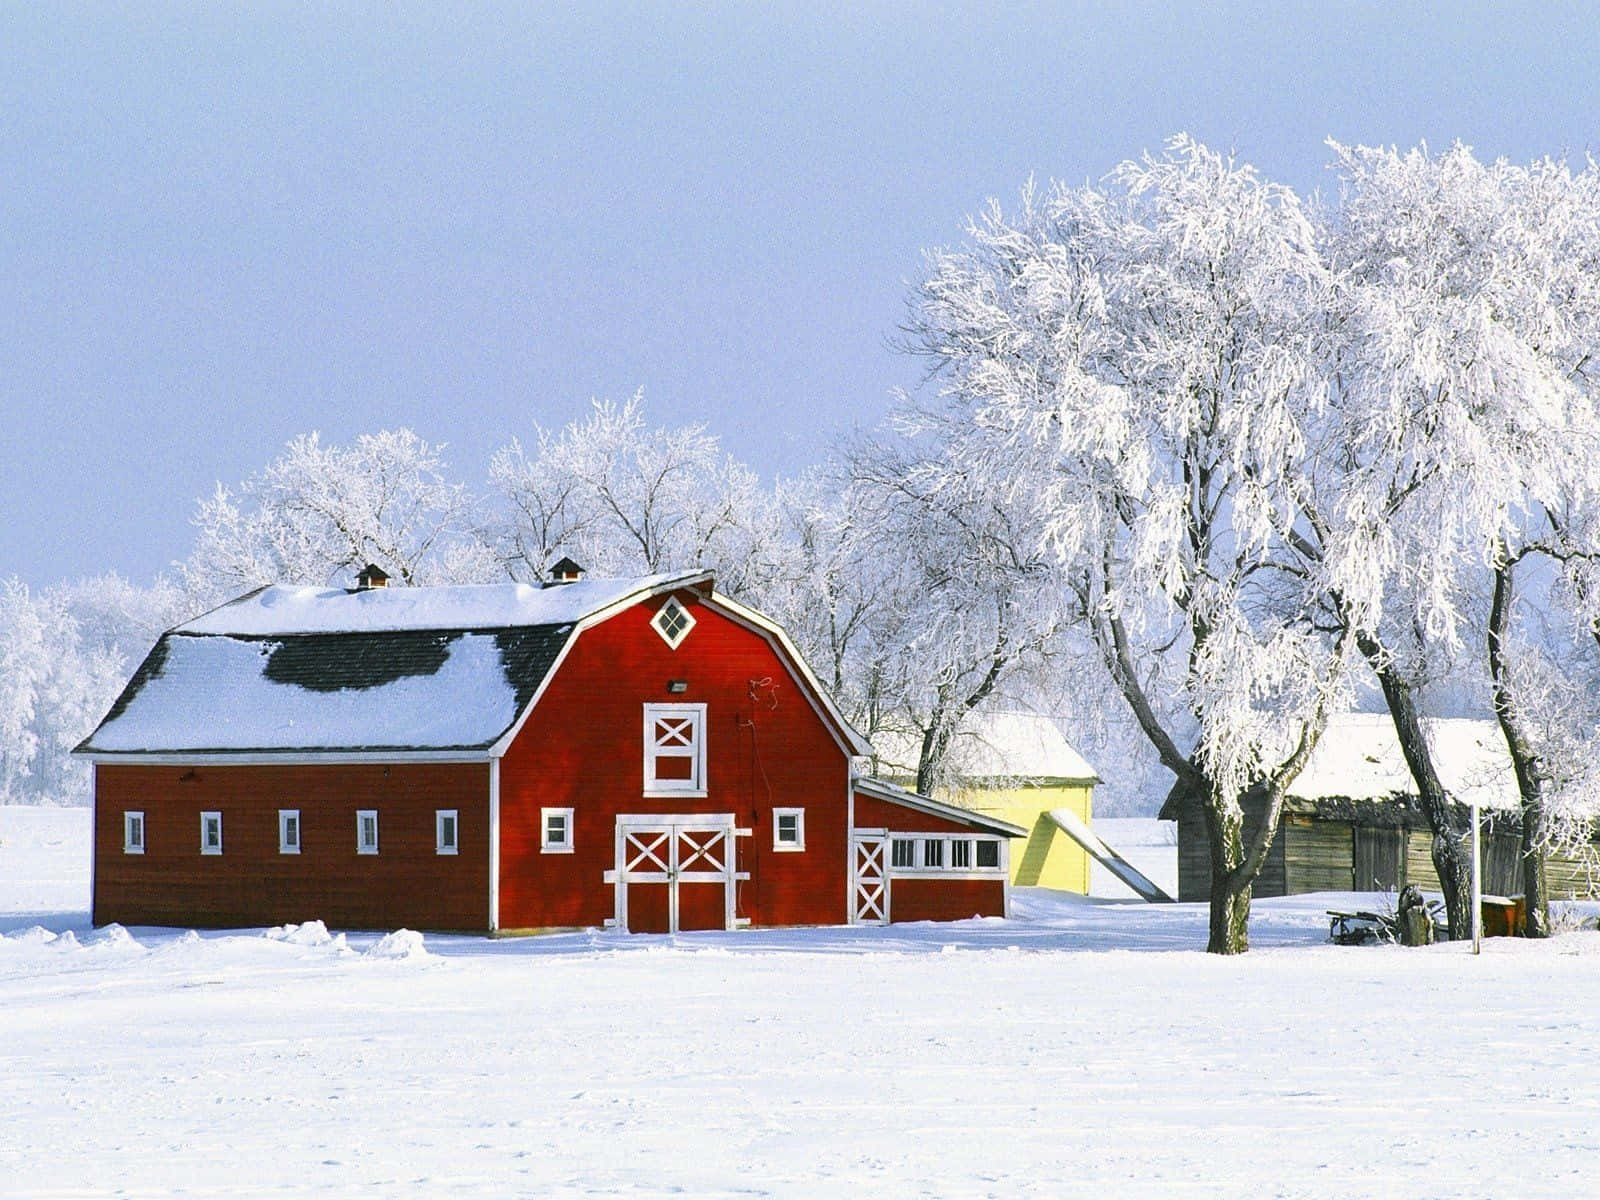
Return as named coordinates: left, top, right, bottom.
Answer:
left=853, top=777, right=1030, bottom=838
left=871, top=710, right=1099, bottom=785
left=77, top=573, right=711, bottom=758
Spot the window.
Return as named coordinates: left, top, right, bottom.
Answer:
left=541, top=807, right=574, bottom=853
left=200, top=811, right=222, bottom=855
left=356, top=810, right=379, bottom=855
left=651, top=595, right=696, bottom=649
left=643, top=703, right=707, bottom=795
left=278, top=809, right=300, bottom=855
left=773, top=808, right=805, bottom=851
left=436, top=809, right=459, bottom=855
left=885, top=834, right=1005, bottom=874
left=123, top=811, right=145, bottom=855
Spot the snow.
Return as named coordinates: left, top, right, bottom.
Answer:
left=873, top=710, right=1099, bottom=782
left=1290, top=712, right=1519, bottom=809
left=1089, top=817, right=1178, bottom=900
left=83, top=632, right=520, bottom=751
left=5, top=806, right=1600, bottom=1197
left=180, top=573, right=702, bottom=636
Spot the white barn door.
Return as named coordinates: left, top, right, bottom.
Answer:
left=612, top=814, right=738, bottom=933
left=851, top=830, right=889, bottom=925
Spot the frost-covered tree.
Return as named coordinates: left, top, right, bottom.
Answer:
left=904, top=138, right=1351, bottom=953
left=1324, top=141, right=1600, bottom=937
left=485, top=393, right=784, bottom=597
left=183, top=429, right=481, bottom=602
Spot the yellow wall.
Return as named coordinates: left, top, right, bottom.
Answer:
left=949, top=782, right=1094, bottom=893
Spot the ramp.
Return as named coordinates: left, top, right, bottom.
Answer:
left=1047, top=808, right=1173, bottom=903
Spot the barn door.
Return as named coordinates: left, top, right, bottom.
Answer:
left=614, top=816, right=736, bottom=933
left=851, top=831, right=889, bottom=925
left=1353, top=827, right=1405, bottom=892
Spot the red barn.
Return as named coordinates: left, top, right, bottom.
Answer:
left=76, top=569, right=1022, bottom=934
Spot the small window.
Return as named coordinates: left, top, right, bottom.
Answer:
left=356, top=810, right=379, bottom=855
left=279, top=809, right=300, bottom=854
left=643, top=703, right=707, bottom=795
left=773, top=808, right=805, bottom=852
left=891, top=837, right=916, bottom=869
left=200, top=811, right=222, bottom=855
left=651, top=595, right=696, bottom=649
left=123, top=811, right=145, bottom=855
left=541, top=807, right=574, bottom=853
left=950, top=838, right=972, bottom=869
left=436, top=809, right=459, bottom=855
left=975, top=839, right=1000, bottom=869
left=923, top=838, right=944, bottom=869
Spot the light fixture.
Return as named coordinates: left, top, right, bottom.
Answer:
left=667, top=679, right=689, bottom=694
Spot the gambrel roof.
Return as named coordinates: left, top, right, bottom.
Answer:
left=77, top=574, right=712, bottom=759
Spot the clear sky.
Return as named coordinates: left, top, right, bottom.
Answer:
left=3, top=2, right=1598, bottom=587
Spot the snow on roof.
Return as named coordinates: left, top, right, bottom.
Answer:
left=872, top=711, right=1099, bottom=783
left=179, top=573, right=707, bottom=637
left=1288, top=713, right=1518, bottom=811
left=81, top=632, right=530, bottom=754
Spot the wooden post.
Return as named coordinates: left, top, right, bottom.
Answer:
left=1471, top=800, right=1482, bottom=956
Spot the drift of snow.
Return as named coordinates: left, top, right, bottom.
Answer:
left=179, top=573, right=704, bottom=636
left=82, top=631, right=520, bottom=751
left=5, top=805, right=1600, bottom=1197
left=364, top=928, right=429, bottom=959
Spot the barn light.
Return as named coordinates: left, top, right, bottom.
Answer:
left=667, top=680, right=689, bottom=694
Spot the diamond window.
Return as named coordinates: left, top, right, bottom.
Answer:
left=651, top=596, right=695, bottom=649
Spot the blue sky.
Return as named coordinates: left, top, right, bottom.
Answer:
left=4, top=3, right=1598, bottom=587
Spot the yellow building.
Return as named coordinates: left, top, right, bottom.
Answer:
left=874, top=711, right=1099, bottom=893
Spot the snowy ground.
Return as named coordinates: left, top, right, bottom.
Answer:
left=5, top=807, right=1600, bottom=1199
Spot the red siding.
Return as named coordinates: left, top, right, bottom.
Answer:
left=497, top=591, right=854, bottom=930
left=851, top=793, right=1000, bottom=836
left=94, top=762, right=490, bottom=931
left=889, top=877, right=1007, bottom=922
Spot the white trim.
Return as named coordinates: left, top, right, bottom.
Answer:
left=78, top=749, right=491, bottom=766
left=356, top=809, right=379, bottom=855
left=850, top=829, right=889, bottom=925
left=650, top=595, right=696, bottom=649
left=436, top=809, right=459, bottom=855
left=541, top=807, right=575, bottom=853
left=90, top=765, right=99, bottom=925
left=278, top=808, right=301, bottom=855
left=853, top=776, right=1028, bottom=838
left=772, top=807, right=805, bottom=851
left=703, top=593, right=873, bottom=756
left=643, top=703, right=707, bottom=797
left=200, top=811, right=222, bottom=855
left=488, top=758, right=500, bottom=931
left=485, top=572, right=714, bottom=757
left=123, top=810, right=145, bottom=855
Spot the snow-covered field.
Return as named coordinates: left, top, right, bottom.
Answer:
left=5, top=807, right=1600, bottom=1199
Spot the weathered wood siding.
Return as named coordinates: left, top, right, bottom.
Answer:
left=1405, top=830, right=1520, bottom=895
left=1285, top=816, right=1355, bottom=893
left=94, top=761, right=490, bottom=930
left=1174, top=804, right=1285, bottom=901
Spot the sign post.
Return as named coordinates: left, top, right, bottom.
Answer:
left=1470, top=800, right=1483, bottom=955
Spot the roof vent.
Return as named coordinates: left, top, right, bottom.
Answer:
left=548, top=556, right=585, bottom=585
left=355, top=563, right=391, bottom=590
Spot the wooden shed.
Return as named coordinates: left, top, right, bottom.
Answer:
left=75, top=569, right=1024, bottom=934
left=1161, top=713, right=1600, bottom=900
left=873, top=710, right=1099, bottom=892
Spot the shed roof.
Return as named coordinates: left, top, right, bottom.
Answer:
left=1158, top=712, right=1519, bottom=821
left=871, top=710, right=1099, bottom=784
left=78, top=572, right=709, bottom=758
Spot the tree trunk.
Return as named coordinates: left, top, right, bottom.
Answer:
left=1487, top=553, right=1552, bottom=938
left=1357, top=631, right=1473, bottom=940
left=1202, top=798, right=1251, bottom=954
